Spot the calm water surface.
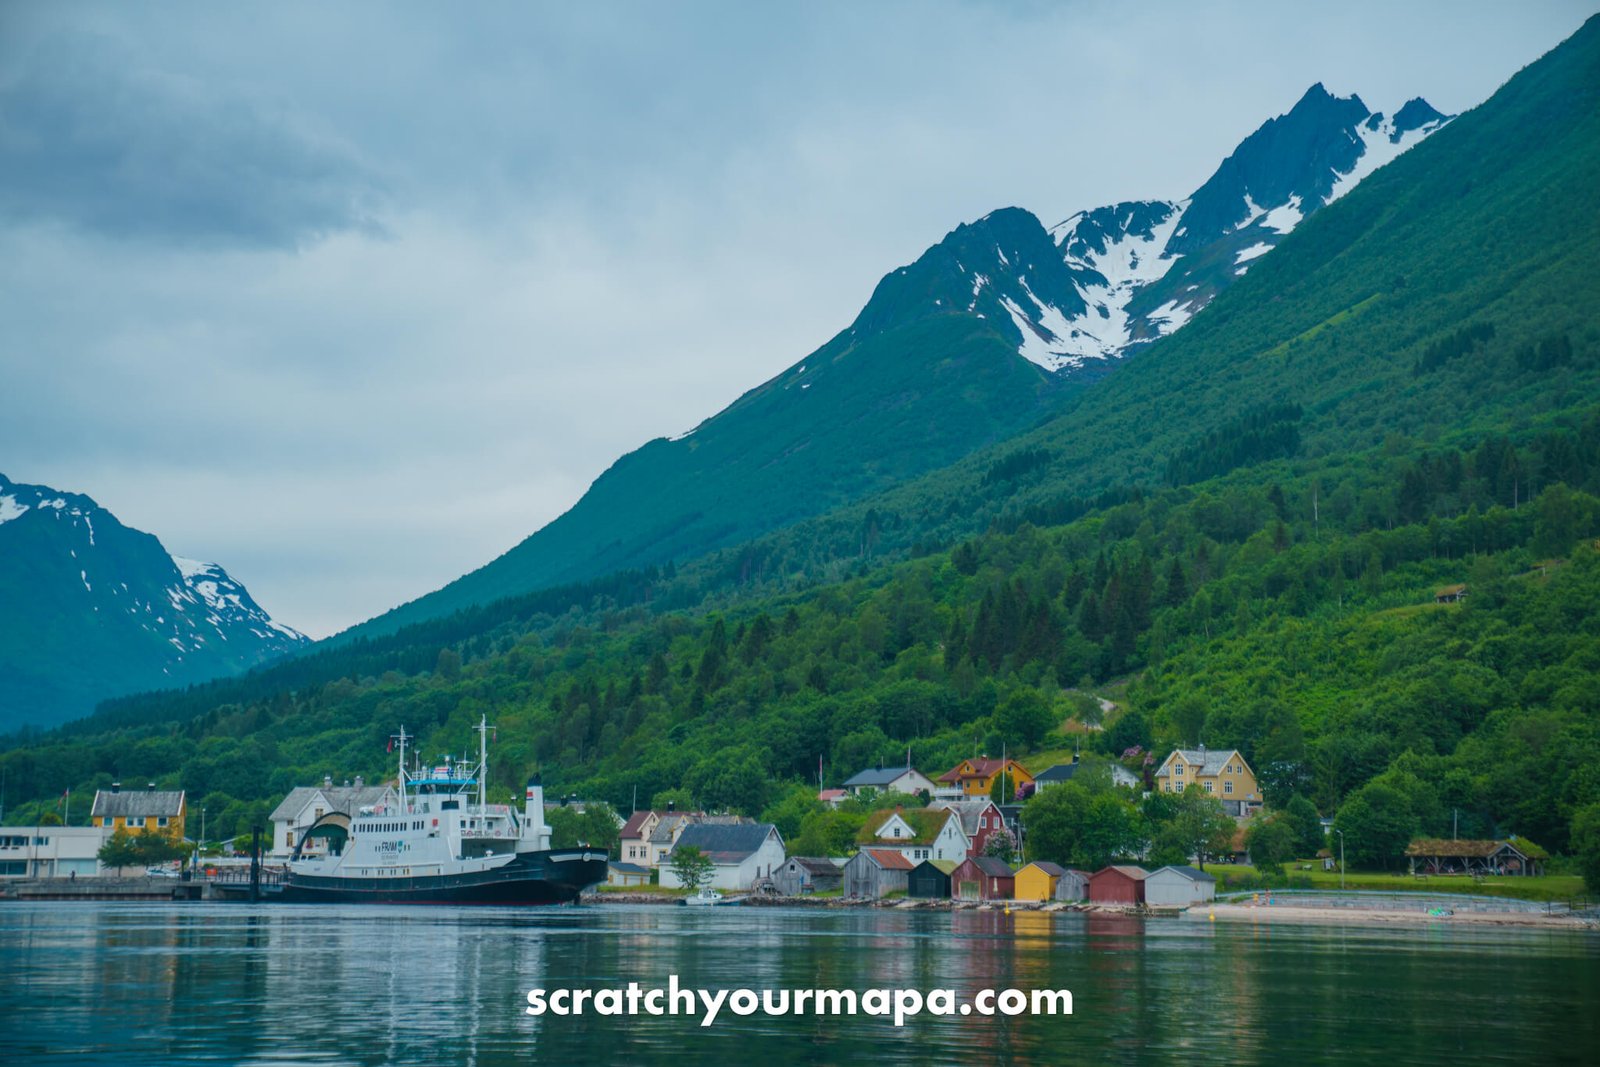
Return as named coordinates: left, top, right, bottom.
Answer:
left=2, top=902, right=1597, bottom=1065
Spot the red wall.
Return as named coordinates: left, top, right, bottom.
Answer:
left=1088, top=869, right=1144, bottom=904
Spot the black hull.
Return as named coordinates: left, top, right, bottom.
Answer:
left=278, top=848, right=609, bottom=905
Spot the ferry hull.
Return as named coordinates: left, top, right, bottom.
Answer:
left=279, top=849, right=609, bottom=906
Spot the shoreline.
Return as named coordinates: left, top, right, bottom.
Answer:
left=590, top=893, right=1595, bottom=929
left=1200, top=902, right=1594, bottom=929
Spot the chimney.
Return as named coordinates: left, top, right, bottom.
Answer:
left=324, top=774, right=333, bottom=789
left=111, top=782, right=121, bottom=794
left=667, top=799, right=676, bottom=812
left=354, top=776, right=364, bottom=790
left=1072, top=752, right=1080, bottom=765
left=147, top=782, right=156, bottom=792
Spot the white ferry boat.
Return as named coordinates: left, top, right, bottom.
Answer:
left=281, top=717, right=607, bottom=904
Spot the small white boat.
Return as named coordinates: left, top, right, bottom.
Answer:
left=682, top=887, right=725, bottom=906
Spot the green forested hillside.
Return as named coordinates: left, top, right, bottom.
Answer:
left=650, top=15, right=1600, bottom=591
left=4, top=417, right=1599, bottom=861
left=2, top=19, right=1599, bottom=872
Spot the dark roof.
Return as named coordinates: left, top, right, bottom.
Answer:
left=609, top=862, right=649, bottom=874
left=930, top=798, right=998, bottom=835
left=1025, top=861, right=1067, bottom=877
left=1034, top=763, right=1082, bottom=783
left=962, top=856, right=1014, bottom=878
left=1152, top=864, right=1216, bottom=883
left=784, top=857, right=841, bottom=877
left=91, top=790, right=184, bottom=819
left=673, top=822, right=779, bottom=863
left=843, top=766, right=921, bottom=788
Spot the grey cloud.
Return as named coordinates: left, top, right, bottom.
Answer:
left=0, top=30, right=386, bottom=248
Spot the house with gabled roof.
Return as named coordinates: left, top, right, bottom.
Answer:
left=91, top=784, right=187, bottom=841
left=659, top=822, right=785, bottom=890
left=855, top=807, right=968, bottom=863
left=1153, top=745, right=1261, bottom=815
left=952, top=856, right=1015, bottom=900
left=619, top=809, right=664, bottom=866
left=936, top=758, right=1034, bottom=800
left=843, top=848, right=914, bottom=899
left=1033, top=754, right=1141, bottom=792
left=772, top=856, right=842, bottom=896
left=841, top=765, right=938, bottom=798
left=1145, top=865, right=1217, bottom=906
left=817, top=788, right=851, bottom=808
left=1088, top=864, right=1148, bottom=904
left=1014, top=861, right=1068, bottom=901
left=928, top=797, right=1007, bottom=858
left=268, top=777, right=396, bottom=858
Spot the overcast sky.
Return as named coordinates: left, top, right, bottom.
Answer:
left=1, top=2, right=1590, bottom=638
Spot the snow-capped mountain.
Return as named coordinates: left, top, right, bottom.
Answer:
left=1021, top=85, right=1451, bottom=371
left=342, top=83, right=1457, bottom=642
left=0, top=472, right=308, bottom=729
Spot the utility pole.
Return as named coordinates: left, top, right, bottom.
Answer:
left=1335, top=829, right=1346, bottom=891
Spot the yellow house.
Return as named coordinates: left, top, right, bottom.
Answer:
left=1014, top=861, right=1068, bottom=901
left=936, top=758, right=1035, bottom=799
left=1153, top=747, right=1261, bottom=814
left=90, top=786, right=187, bottom=839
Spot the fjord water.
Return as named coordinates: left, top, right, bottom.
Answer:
left=4, top=903, right=1596, bottom=1065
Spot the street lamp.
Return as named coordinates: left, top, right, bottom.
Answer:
left=1334, top=829, right=1346, bottom=891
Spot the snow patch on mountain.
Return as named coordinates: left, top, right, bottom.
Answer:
left=990, top=89, right=1451, bottom=371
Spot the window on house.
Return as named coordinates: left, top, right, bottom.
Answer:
left=1175, top=783, right=1185, bottom=792
left=130, top=817, right=145, bottom=827
left=1204, top=782, right=1213, bottom=792
left=1174, top=765, right=1183, bottom=775
left=1225, top=782, right=1234, bottom=794
left=892, top=827, right=901, bottom=838
left=158, top=817, right=168, bottom=827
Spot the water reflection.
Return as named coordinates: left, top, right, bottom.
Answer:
left=1, top=903, right=1596, bottom=1065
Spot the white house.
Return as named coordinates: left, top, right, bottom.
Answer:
left=855, top=808, right=968, bottom=864
left=0, top=826, right=107, bottom=879
left=268, top=778, right=396, bottom=858
left=1032, top=755, right=1141, bottom=792
left=840, top=765, right=938, bottom=798
left=659, top=823, right=786, bottom=890
left=1144, top=865, right=1217, bottom=907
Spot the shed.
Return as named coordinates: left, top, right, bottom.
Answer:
left=952, top=856, right=1015, bottom=900
left=1087, top=865, right=1148, bottom=905
left=843, top=848, right=913, bottom=899
left=1014, top=861, right=1067, bottom=901
left=772, top=856, right=842, bottom=896
left=1434, top=584, right=1468, bottom=604
left=1145, top=865, right=1216, bottom=906
left=606, top=861, right=651, bottom=888
left=1055, top=868, right=1091, bottom=902
left=908, top=858, right=957, bottom=898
